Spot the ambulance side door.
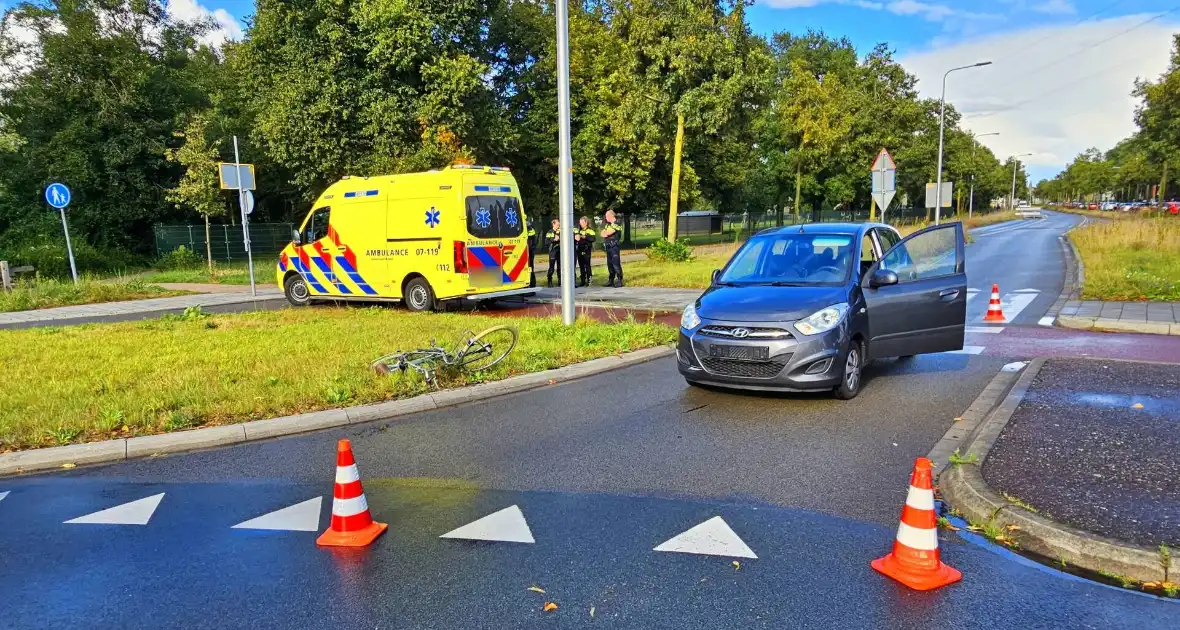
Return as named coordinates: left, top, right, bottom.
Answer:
left=386, top=196, right=447, bottom=299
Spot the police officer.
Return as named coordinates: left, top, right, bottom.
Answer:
left=526, top=217, right=538, bottom=287
left=573, top=215, right=595, bottom=287
left=544, top=218, right=562, bottom=287
left=601, top=209, right=623, bottom=287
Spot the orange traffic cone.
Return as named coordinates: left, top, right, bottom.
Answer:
left=872, top=457, right=962, bottom=591
left=317, top=439, right=388, bottom=547
left=982, top=283, right=1006, bottom=322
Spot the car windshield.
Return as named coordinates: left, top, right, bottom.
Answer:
left=719, top=233, right=855, bottom=286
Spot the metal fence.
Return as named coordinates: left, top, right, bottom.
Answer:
left=153, top=223, right=295, bottom=262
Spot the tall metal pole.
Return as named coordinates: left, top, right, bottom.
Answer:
left=555, top=0, right=576, bottom=325
left=1009, top=158, right=1019, bottom=212
left=935, top=61, right=991, bottom=225
left=59, top=208, right=78, bottom=283
left=233, top=136, right=257, bottom=297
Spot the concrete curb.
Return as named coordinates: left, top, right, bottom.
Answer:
left=0, top=345, right=674, bottom=476
left=926, top=361, right=1027, bottom=477
left=1046, top=213, right=1085, bottom=319
left=1057, top=315, right=1180, bottom=336
left=937, top=358, right=1170, bottom=584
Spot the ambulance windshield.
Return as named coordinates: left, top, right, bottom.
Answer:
left=465, top=196, right=525, bottom=239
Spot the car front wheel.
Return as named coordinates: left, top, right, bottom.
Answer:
left=834, top=340, right=864, bottom=400
left=284, top=274, right=312, bottom=307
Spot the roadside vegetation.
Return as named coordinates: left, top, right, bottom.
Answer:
left=139, top=263, right=258, bottom=286
left=0, top=307, right=676, bottom=451
left=0, top=277, right=186, bottom=313
left=1070, top=217, right=1180, bottom=301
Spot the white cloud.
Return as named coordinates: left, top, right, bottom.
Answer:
left=1031, top=0, right=1076, bottom=16
left=887, top=0, right=954, bottom=21
left=899, top=15, right=1176, bottom=181
left=166, top=0, right=242, bottom=47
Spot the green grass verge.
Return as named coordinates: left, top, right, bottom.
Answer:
left=1070, top=217, right=1180, bottom=301
left=0, top=277, right=188, bottom=313
left=139, top=263, right=258, bottom=285
left=0, top=307, right=675, bottom=451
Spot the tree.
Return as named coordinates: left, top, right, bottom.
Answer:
left=165, top=113, right=225, bottom=272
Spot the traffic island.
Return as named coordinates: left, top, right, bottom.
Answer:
left=940, top=358, right=1178, bottom=594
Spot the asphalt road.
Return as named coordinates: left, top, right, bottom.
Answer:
left=3, top=211, right=1178, bottom=628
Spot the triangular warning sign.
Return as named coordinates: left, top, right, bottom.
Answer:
left=654, top=516, right=757, bottom=559
left=64, top=493, right=165, bottom=525
left=440, top=505, right=535, bottom=543
left=232, top=497, right=322, bottom=531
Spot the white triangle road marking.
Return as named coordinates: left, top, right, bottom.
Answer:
left=440, top=505, right=535, bottom=544
left=966, top=289, right=980, bottom=301
left=0, top=491, right=8, bottom=503
left=232, top=497, right=322, bottom=532
left=64, top=493, right=164, bottom=525
left=1001, top=361, right=1028, bottom=373
left=654, top=516, right=757, bottom=559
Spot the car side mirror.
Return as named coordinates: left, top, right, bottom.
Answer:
left=869, top=268, right=898, bottom=288
left=291, top=229, right=302, bottom=245
left=711, top=269, right=721, bottom=286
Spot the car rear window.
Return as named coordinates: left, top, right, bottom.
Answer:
left=465, top=196, right=524, bottom=239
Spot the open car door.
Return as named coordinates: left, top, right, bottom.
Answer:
left=863, top=223, right=967, bottom=359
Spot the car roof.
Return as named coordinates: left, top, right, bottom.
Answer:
left=755, top=222, right=890, bottom=237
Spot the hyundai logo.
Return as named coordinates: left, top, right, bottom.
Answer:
left=731, top=328, right=750, bottom=338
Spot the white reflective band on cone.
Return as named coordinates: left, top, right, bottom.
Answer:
left=335, top=465, right=360, bottom=484
left=904, top=486, right=935, bottom=511
left=895, top=522, right=939, bottom=551
left=333, top=495, right=369, bottom=518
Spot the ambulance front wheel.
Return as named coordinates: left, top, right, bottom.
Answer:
left=404, top=277, right=436, bottom=312
left=284, top=274, right=312, bottom=307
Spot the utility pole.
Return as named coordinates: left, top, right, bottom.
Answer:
left=667, top=111, right=685, bottom=242
left=555, top=0, right=576, bottom=325
left=935, top=61, right=991, bottom=224
left=1009, top=153, right=1032, bottom=211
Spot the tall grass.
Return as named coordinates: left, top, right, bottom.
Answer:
left=1071, top=218, right=1180, bottom=301
left=139, top=262, right=257, bottom=285
left=0, top=277, right=186, bottom=312
left=0, top=307, right=676, bottom=451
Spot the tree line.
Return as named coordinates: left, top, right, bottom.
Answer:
left=1035, top=34, right=1180, bottom=206
left=0, top=0, right=1021, bottom=274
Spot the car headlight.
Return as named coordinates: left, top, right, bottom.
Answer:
left=793, top=303, right=850, bottom=336
left=681, top=303, right=701, bottom=330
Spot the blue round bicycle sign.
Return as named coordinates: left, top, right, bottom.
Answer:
left=46, top=183, right=71, bottom=209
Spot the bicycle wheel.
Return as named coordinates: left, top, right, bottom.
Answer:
left=454, top=325, right=518, bottom=373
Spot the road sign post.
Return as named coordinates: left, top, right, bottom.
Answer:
left=231, top=136, right=257, bottom=297
left=871, top=149, right=896, bottom=223
left=45, top=182, right=78, bottom=284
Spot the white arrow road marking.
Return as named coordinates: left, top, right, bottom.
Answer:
left=232, top=497, right=322, bottom=532
left=0, top=491, right=8, bottom=503
left=654, top=516, right=757, bottom=559
left=944, top=346, right=985, bottom=355
left=440, top=505, right=535, bottom=544
left=965, top=326, right=1004, bottom=334
left=1038, top=316, right=1056, bottom=327
left=65, top=493, right=164, bottom=525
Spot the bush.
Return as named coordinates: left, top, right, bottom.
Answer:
left=646, top=238, right=694, bottom=262
left=0, top=239, right=143, bottom=278
left=157, top=245, right=203, bottom=270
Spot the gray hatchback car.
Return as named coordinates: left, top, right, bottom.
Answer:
left=677, top=222, right=967, bottom=399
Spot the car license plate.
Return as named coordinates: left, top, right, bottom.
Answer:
left=708, top=345, right=768, bottom=360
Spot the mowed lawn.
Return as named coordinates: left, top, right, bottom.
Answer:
left=0, top=308, right=675, bottom=451
left=1071, top=217, right=1180, bottom=301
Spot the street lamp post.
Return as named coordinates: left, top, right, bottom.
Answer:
left=1009, top=152, right=1034, bottom=211
left=935, top=61, right=992, bottom=224
left=555, top=0, right=576, bottom=325
left=968, top=132, right=999, bottom=219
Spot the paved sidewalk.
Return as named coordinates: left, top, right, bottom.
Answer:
left=1057, top=300, right=1180, bottom=335
left=0, top=289, right=284, bottom=329
left=520, top=285, right=699, bottom=311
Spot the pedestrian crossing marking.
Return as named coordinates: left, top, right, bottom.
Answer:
left=944, top=346, right=985, bottom=355
left=654, top=516, right=757, bottom=559
left=64, top=493, right=164, bottom=525
left=440, top=505, right=535, bottom=544
left=965, top=326, right=1004, bottom=334
left=232, top=497, right=322, bottom=532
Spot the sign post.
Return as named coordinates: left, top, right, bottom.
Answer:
left=226, top=137, right=257, bottom=297
left=870, top=149, right=896, bottom=223
left=45, top=182, right=78, bottom=284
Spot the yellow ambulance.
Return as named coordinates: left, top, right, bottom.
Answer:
left=277, top=165, right=533, bottom=311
